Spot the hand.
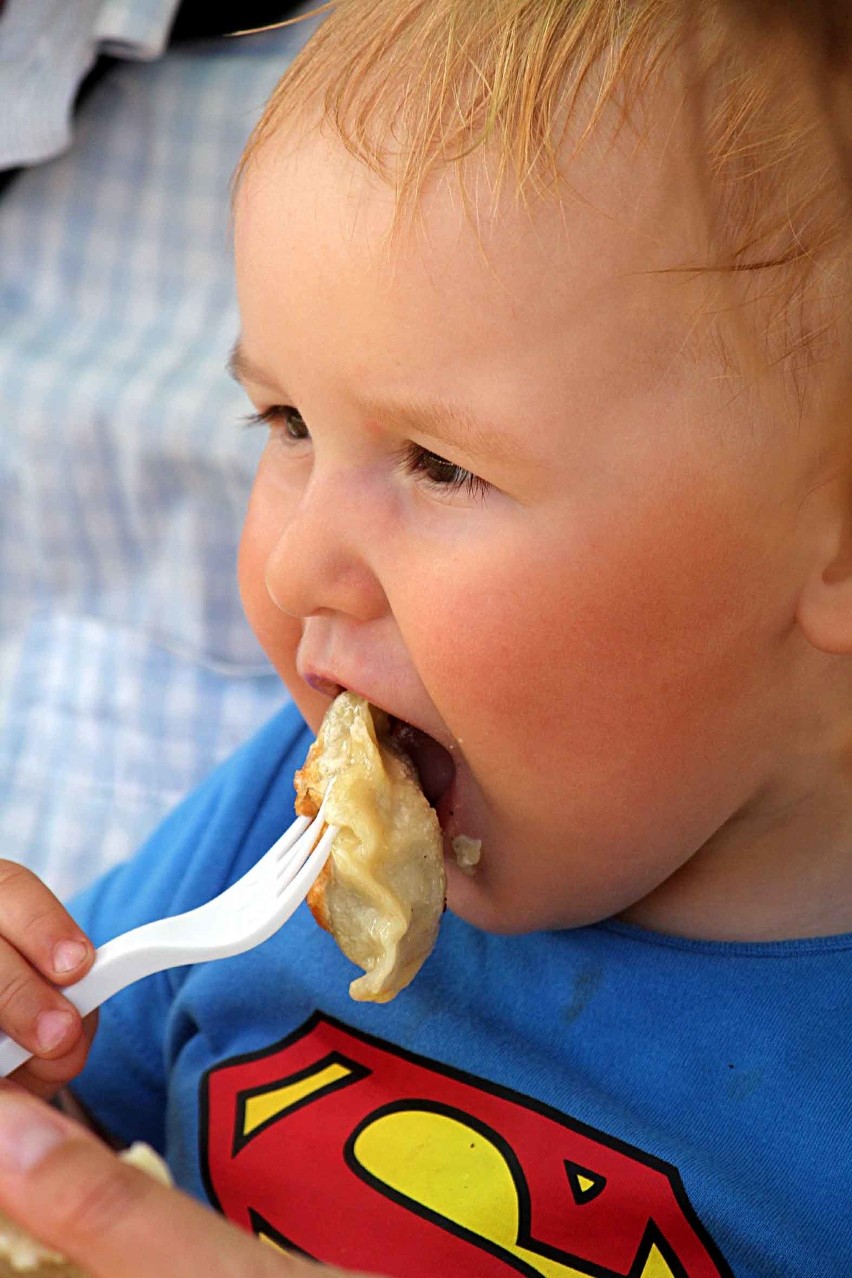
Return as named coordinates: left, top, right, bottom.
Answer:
left=0, top=862, right=97, bottom=1098
left=0, top=1089, right=384, bottom=1278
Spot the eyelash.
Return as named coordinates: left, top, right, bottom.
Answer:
left=243, top=405, right=491, bottom=500
left=397, top=441, right=490, bottom=500
left=243, top=405, right=309, bottom=440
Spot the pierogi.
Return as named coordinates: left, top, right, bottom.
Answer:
left=295, top=692, right=446, bottom=1002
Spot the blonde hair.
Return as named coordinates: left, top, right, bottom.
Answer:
left=237, top=0, right=849, bottom=387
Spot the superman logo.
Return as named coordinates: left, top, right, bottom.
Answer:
left=201, top=1012, right=731, bottom=1277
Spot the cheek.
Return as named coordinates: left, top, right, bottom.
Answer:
left=238, top=478, right=303, bottom=682
left=403, top=497, right=776, bottom=809
left=237, top=484, right=272, bottom=641
left=237, top=471, right=338, bottom=735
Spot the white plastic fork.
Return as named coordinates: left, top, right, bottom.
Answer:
left=0, top=801, right=337, bottom=1077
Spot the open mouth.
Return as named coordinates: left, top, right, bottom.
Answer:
left=388, top=716, right=456, bottom=810
left=387, top=714, right=480, bottom=875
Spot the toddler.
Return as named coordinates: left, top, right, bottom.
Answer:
left=0, top=3, right=849, bottom=1275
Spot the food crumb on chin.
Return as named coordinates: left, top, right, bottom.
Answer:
left=452, top=834, right=482, bottom=875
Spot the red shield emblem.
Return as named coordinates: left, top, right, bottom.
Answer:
left=201, top=1012, right=730, bottom=1277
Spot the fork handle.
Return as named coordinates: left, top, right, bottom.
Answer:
left=0, top=844, right=328, bottom=1077
left=0, top=910, right=257, bottom=1078
left=0, top=926, right=189, bottom=1077
left=0, top=816, right=333, bottom=1077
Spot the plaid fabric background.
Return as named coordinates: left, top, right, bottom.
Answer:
left=0, top=9, right=322, bottom=896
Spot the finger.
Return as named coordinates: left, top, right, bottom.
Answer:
left=0, top=933, right=91, bottom=1070
left=0, top=1091, right=376, bottom=1278
left=0, top=860, right=93, bottom=985
left=10, top=1011, right=98, bottom=1101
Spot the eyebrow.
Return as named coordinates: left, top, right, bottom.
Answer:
left=227, top=340, right=279, bottom=390
left=227, top=339, right=518, bottom=464
left=356, top=392, right=519, bottom=464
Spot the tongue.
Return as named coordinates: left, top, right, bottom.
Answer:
left=389, top=721, right=456, bottom=806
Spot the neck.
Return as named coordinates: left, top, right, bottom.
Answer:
left=620, top=739, right=852, bottom=942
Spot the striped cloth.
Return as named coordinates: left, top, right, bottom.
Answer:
left=0, top=7, right=323, bottom=897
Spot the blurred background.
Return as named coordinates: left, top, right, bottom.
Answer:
left=0, top=1, right=324, bottom=897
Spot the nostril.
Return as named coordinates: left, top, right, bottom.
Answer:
left=304, top=672, right=344, bottom=698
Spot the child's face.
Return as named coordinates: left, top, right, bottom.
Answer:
left=233, top=120, right=823, bottom=936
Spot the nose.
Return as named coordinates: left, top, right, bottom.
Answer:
left=263, top=470, right=388, bottom=624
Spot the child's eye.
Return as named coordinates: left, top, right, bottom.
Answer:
left=399, top=442, right=490, bottom=500
left=243, top=405, right=310, bottom=442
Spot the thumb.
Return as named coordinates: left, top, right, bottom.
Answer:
left=0, top=1091, right=357, bottom=1278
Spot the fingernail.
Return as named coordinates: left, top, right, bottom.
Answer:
left=0, top=1095, right=65, bottom=1172
left=36, top=1009, right=75, bottom=1052
left=53, top=940, right=88, bottom=974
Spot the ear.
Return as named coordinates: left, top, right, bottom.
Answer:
left=796, top=479, right=852, bottom=654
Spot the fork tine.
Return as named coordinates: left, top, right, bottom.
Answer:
left=266, top=813, right=311, bottom=864
left=275, top=823, right=336, bottom=904
left=275, top=790, right=333, bottom=882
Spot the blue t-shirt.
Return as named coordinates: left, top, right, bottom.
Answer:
left=71, top=700, right=852, bottom=1278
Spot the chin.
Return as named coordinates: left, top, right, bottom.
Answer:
left=444, top=861, right=548, bottom=935
left=445, top=859, right=622, bottom=936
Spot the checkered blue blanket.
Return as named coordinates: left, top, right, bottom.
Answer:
left=0, top=3, right=322, bottom=894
